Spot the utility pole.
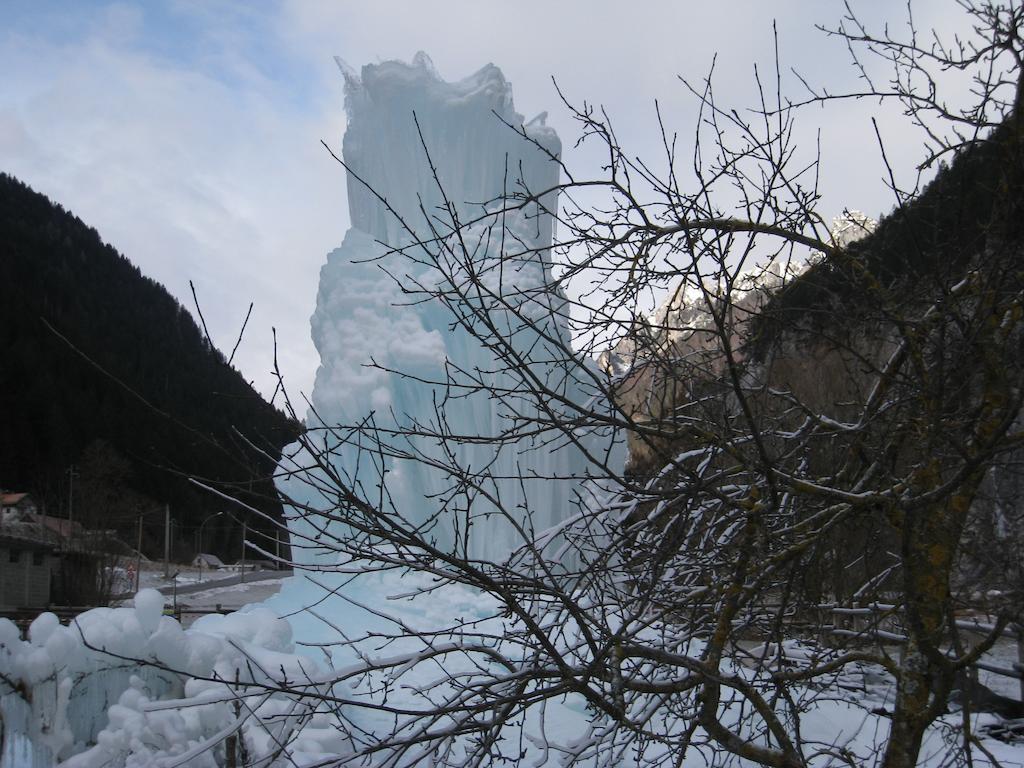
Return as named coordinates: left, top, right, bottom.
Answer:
left=1017, top=623, right=1024, bottom=704
left=135, top=513, right=143, bottom=594
left=240, top=519, right=247, bottom=584
left=163, top=504, right=170, bottom=579
left=66, top=465, right=78, bottom=526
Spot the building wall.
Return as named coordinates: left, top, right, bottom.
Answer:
left=0, top=546, right=53, bottom=607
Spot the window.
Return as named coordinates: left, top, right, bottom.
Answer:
left=32, top=551, right=44, bottom=566
left=8, top=549, right=19, bottom=564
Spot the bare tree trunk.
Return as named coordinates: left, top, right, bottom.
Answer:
left=885, top=642, right=932, bottom=768
left=884, top=481, right=977, bottom=768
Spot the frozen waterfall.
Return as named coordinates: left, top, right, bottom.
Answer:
left=270, top=54, right=615, bottom=643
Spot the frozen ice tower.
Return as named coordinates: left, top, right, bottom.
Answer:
left=270, top=53, right=604, bottom=646
left=339, top=51, right=561, bottom=250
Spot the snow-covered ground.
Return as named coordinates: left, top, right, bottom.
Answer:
left=115, top=566, right=287, bottom=627
left=174, top=580, right=284, bottom=627
left=1, top=575, right=1023, bottom=767
left=134, top=565, right=280, bottom=592
left=137, top=567, right=204, bottom=591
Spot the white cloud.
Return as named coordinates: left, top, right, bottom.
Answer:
left=0, top=0, right=977, bottom=402
left=0, top=4, right=341, bottom=402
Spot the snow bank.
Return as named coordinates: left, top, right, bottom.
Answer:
left=2, top=586, right=1021, bottom=766
left=0, top=590, right=334, bottom=767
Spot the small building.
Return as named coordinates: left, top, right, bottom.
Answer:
left=0, top=536, right=59, bottom=608
left=1, top=491, right=38, bottom=519
left=192, top=553, right=224, bottom=570
left=0, top=493, right=61, bottom=608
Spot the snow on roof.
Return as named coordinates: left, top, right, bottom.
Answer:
left=192, top=553, right=225, bottom=567
left=35, top=515, right=85, bottom=539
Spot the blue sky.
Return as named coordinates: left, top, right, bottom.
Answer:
left=1, top=1, right=964, bottom=401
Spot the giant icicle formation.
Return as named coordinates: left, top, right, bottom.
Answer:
left=340, top=51, right=560, bottom=249
left=277, top=52, right=592, bottom=576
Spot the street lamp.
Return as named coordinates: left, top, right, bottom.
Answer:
left=197, top=512, right=222, bottom=582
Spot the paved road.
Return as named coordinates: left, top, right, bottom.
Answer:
left=158, top=570, right=292, bottom=597
left=109, top=570, right=294, bottom=601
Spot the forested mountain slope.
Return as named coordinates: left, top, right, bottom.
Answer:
left=0, top=173, right=300, bottom=560
left=754, top=117, right=1013, bottom=342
